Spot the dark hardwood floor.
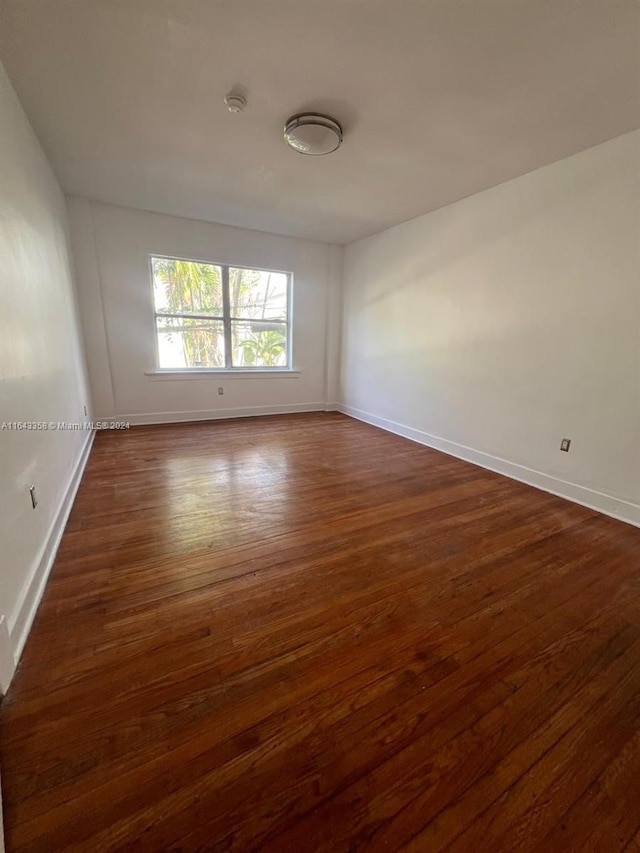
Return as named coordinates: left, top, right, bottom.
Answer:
left=2, top=412, right=640, bottom=852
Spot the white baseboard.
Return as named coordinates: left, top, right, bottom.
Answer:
left=338, top=404, right=640, bottom=529
left=4, top=430, right=95, bottom=690
left=0, top=617, right=13, bottom=696
left=99, top=402, right=333, bottom=426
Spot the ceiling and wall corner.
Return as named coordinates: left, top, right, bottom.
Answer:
left=0, top=0, right=638, bottom=245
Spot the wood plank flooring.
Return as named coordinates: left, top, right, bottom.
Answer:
left=1, top=412, right=640, bottom=852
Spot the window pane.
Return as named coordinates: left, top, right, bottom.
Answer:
left=231, top=320, right=287, bottom=368
left=156, top=317, right=225, bottom=368
left=152, top=257, right=223, bottom=315
left=229, top=268, right=288, bottom=321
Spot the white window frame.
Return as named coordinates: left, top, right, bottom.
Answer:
left=149, top=254, right=294, bottom=375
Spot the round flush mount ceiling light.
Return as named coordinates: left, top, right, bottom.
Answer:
left=284, top=113, right=343, bottom=155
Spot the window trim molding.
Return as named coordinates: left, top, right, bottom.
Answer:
left=144, top=369, right=301, bottom=381
left=149, top=254, right=293, bottom=372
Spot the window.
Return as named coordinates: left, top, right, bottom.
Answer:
left=151, top=256, right=291, bottom=370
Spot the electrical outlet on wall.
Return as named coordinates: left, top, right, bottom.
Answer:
left=560, top=438, right=571, bottom=452
left=29, top=485, right=38, bottom=508
left=218, top=387, right=224, bottom=396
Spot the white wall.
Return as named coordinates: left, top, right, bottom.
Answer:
left=341, top=131, right=640, bottom=526
left=67, top=198, right=342, bottom=423
left=0, top=60, right=91, bottom=689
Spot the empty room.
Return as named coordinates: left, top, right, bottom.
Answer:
left=1, top=1, right=639, bottom=850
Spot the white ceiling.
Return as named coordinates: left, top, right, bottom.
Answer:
left=1, top=0, right=639, bottom=244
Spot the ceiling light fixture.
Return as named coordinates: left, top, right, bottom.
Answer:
left=284, top=113, right=343, bottom=155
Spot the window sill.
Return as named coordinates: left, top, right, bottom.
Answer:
left=144, top=369, right=301, bottom=381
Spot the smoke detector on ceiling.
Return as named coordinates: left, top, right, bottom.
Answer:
left=284, top=113, right=343, bottom=155
left=224, top=93, right=246, bottom=113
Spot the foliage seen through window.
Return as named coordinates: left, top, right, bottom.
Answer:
left=151, top=257, right=290, bottom=369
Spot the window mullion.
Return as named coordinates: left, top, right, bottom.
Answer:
left=155, top=312, right=224, bottom=321
left=222, top=265, right=232, bottom=368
